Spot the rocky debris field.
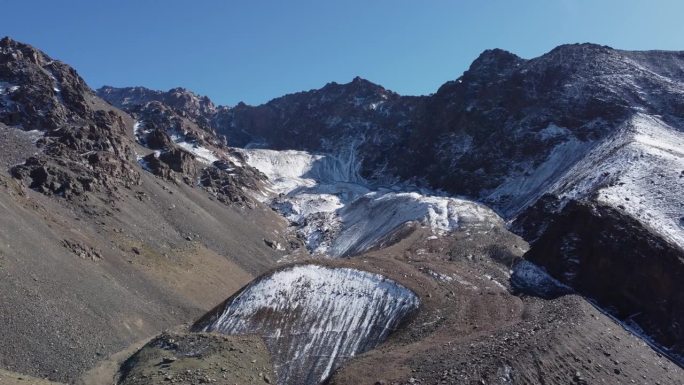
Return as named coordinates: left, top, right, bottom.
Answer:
left=117, top=332, right=274, bottom=385
left=0, top=369, right=64, bottom=385
left=321, top=229, right=683, bottom=385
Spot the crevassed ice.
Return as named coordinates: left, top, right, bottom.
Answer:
left=237, top=146, right=500, bottom=257
left=196, top=264, right=420, bottom=385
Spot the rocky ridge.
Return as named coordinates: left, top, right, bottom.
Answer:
left=0, top=37, right=289, bottom=383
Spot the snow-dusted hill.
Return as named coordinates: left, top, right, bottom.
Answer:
left=506, top=113, right=684, bottom=248
left=194, top=264, right=419, bottom=385
left=547, top=113, right=684, bottom=249
left=509, top=113, right=684, bottom=362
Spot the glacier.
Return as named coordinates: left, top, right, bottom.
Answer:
left=194, top=264, right=420, bottom=385
left=237, top=146, right=502, bottom=256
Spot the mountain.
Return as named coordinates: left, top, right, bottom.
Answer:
left=99, top=42, right=684, bottom=378
left=99, top=44, right=684, bottom=215
left=0, top=37, right=289, bottom=382
left=0, top=35, right=682, bottom=385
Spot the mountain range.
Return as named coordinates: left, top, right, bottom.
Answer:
left=0, top=36, right=683, bottom=385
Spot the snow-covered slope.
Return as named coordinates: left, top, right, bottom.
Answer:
left=237, top=147, right=503, bottom=256
left=484, top=130, right=592, bottom=218
left=548, top=113, right=684, bottom=249
left=194, top=264, right=420, bottom=385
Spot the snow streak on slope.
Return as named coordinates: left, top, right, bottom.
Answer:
left=237, top=147, right=502, bottom=256
left=174, top=140, right=219, bottom=164
left=133, top=120, right=220, bottom=165
left=0, top=81, right=19, bottom=111
left=196, top=264, right=420, bottom=385
left=550, top=113, right=684, bottom=249
left=485, top=133, right=591, bottom=218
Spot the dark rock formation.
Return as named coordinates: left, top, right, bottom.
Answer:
left=522, top=201, right=684, bottom=358
left=98, top=85, right=217, bottom=130
left=1, top=37, right=140, bottom=200
left=199, top=163, right=265, bottom=207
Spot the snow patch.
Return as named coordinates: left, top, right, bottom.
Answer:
left=537, top=123, right=570, bottom=140
left=176, top=141, right=219, bottom=164
left=510, top=260, right=573, bottom=298
left=134, top=120, right=221, bottom=165
left=133, top=120, right=151, bottom=145
left=0, top=82, right=19, bottom=110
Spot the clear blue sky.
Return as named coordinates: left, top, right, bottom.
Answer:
left=2, top=0, right=683, bottom=105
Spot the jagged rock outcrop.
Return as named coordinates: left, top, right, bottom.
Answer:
left=193, top=265, right=420, bottom=385
left=0, top=37, right=92, bottom=131
left=98, top=85, right=217, bottom=130
left=98, top=83, right=269, bottom=208
left=1, top=37, right=140, bottom=199
left=99, top=44, right=684, bottom=216
left=140, top=147, right=198, bottom=181
left=199, top=163, right=265, bottom=207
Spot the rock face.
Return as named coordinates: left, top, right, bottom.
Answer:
left=98, top=85, right=217, bottom=131
left=1, top=37, right=140, bottom=200
left=99, top=46, right=684, bottom=208
left=0, top=37, right=92, bottom=131
left=98, top=44, right=684, bottom=216
left=193, top=265, right=420, bottom=385
left=98, top=86, right=267, bottom=207
left=522, top=201, right=684, bottom=360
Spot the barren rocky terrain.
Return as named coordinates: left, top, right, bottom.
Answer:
left=0, top=35, right=682, bottom=385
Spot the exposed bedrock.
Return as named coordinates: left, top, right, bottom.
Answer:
left=193, top=264, right=420, bottom=385
left=521, top=200, right=684, bottom=362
